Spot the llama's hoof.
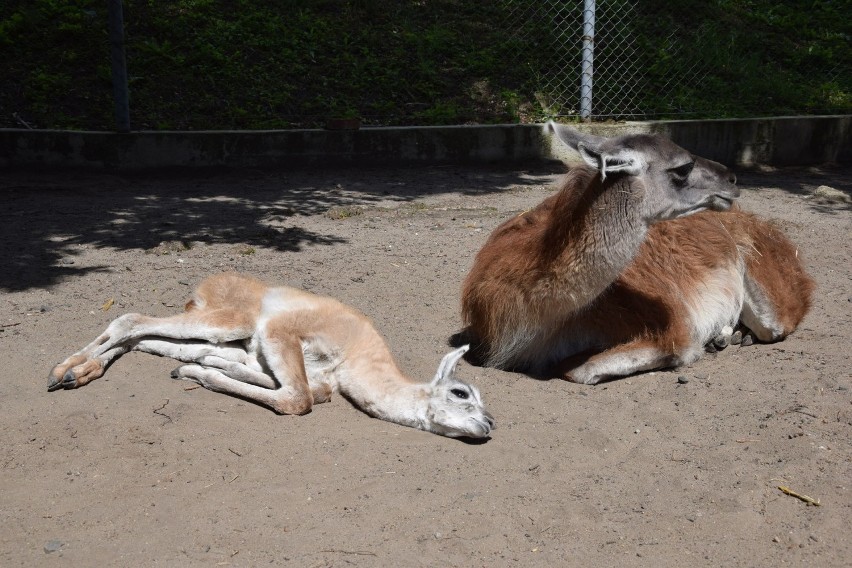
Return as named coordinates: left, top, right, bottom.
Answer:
left=740, top=333, right=755, bottom=347
left=565, top=373, right=600, bottom=385
left=709, top=325, right=733, bottom=351
left=47, top=368, right=79, bottom=390
left=61, top=370, right=78, bottom=387
left=169, top=367, right=181, bottom=379
left=47, top=372, right=64, bottom=391
left=730, top=330, right=743, bottom=345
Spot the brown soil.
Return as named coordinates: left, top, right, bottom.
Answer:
left=1, top=162, right=850, bottom=566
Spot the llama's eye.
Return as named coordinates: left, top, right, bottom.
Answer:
left=669, top=161, right=695, bottom=180
left=450, top=388, right=469, bottom=400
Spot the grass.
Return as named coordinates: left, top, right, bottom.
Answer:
left=0, top=0, right=848, bottom=130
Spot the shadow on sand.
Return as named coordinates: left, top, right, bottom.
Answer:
left=0, top=163, right=563, bottom=292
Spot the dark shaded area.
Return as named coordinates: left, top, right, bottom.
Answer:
left=0, top=1, right=537, bottom=129
left=0, top=163, right=562, bottom=292
left=1, top=163, right=846, bottom=294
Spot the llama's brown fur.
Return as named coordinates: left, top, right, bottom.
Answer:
left=461, top=165, right=814, bottom=382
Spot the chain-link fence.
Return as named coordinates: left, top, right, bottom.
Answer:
left=505, top=0, right=850, bottom=121
left=2, top=1, right=849, bottom=130
left=505, top=0, right=708, bottom=120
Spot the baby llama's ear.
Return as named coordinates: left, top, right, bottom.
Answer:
left=431, top=345, right=470, bottom=385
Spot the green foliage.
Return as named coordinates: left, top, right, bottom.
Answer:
left=0, top=0, right=848, bottom=129
left=635, top=0, right=851, bottom=118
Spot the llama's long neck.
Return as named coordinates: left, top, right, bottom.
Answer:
left=337, top=349, right=433, bottom=432
left=537, top=166, right=647, bottom=310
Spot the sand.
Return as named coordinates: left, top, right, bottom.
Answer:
left=1, top=162, right=849, bottom=566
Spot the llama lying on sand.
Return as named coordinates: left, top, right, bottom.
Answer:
left=49, top=272, right=494, bottom=438
left=459, top=122, right=814, bottom=384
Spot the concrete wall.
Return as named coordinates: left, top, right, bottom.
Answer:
left=1, top=116, right=849, bottom=171
left=545, top=116, right=852, bottom=168
left=650, top=116, right=852, bottom=167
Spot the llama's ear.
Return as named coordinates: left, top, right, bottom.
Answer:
left=577, top=143, right=643, bottom=181
left=432, top=345, right=470, bottom=385
left=546, top=121, right=606, bottom=152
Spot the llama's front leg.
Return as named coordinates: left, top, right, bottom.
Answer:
left=559, top=340, right=681, bottom=385
left=132, top=338, right=277, bottom=389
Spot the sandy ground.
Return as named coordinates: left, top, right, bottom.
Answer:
left=1, top=161, right=850, bottom=567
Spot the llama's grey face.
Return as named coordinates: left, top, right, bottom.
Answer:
left=547, top=122, right=740, bottom=224
left=428, top=346, right=495, bottom=438
left=612, top=134, right=739, bottom=222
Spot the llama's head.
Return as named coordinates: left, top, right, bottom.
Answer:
left=426, top=345, right=495, bottom=439
left=546, top=121, right=740, bottom=223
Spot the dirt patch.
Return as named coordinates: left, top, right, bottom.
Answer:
left=1, top=163, right=850, bottom=566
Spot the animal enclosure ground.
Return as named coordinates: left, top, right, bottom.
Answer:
left=1, top=163, right=850, bottom=567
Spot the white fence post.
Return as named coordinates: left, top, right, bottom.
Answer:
left=580, top=0, right=595, bottom=120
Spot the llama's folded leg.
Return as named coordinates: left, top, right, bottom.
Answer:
left=560, top=340, right=681, bottom=385
left=261, top=320, right=335, bottom=404
left=738, top=217, right=814, bottom=343
left=740, top=276, right=792, bottom=343
left=739, top=264, right=814, bottom=345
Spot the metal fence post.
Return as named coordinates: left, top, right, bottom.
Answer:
left=109, top=0, right=130, bottom=132
left=580, top=0, right=595, bottom=120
